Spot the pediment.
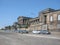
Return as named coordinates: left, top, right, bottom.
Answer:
left=41, top=8, right=55, bottom=14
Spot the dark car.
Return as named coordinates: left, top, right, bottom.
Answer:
left=40, top=30, right=51, bottom=34
left=19, top=30, right=28, bottom=34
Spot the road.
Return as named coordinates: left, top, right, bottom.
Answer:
left=0, top=32, right=60, bottom=45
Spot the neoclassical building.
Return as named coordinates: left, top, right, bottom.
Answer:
left=17, top=8, right=60, bottom=31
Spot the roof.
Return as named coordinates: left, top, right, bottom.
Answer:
left=17, top=16, right=33, bottom=19
left=29, top=17, right=39, bottom=21
left=40, top=8, right=56, bottom=14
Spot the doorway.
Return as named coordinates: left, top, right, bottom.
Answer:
left=44, top=15, right=47, bottom=24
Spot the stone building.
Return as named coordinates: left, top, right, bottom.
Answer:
left=17, top=16, right=32, bottom=30
left=18, top=8, right=60, bottom=31
left=17, top=16, right=32, bottom=25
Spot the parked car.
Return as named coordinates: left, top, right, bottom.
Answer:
left=14, top=30, right=19, bottom=33
left=32, top=30, right=40, bottom=34
left=39, top=30, right=51, bottom=34
left=32, top=30, right=51, bottom=34
left=5, top=30, right=10, bottom=32
left=19, top=30, right=28, bottom=34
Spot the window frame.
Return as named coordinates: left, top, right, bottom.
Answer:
left=50, top=16, right=53, bottom=22
left=58, top=15, right=60, bottom=20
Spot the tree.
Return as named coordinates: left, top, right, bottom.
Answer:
left=8, top=26, right=11, bottom=30
left=5, top=25, right=11, bottom=30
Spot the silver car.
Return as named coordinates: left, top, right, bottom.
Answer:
left=32, top=30, right=40, bottom=34
left=39, top=30, right=51, bottom=34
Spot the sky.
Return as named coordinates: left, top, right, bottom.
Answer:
left=0, top=0, right=60, bottom=29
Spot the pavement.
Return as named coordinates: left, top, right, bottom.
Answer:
left=51, top=31, right=60, bottom=37
left=0, top=31, right=60, bottom=45
left=19, top=33, right=60, bottom=40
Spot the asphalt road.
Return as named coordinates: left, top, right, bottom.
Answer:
left=0, top=32, right=60, bottom=45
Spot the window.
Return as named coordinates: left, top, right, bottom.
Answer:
left=58, top=15, right=60, bottom=20
left=50, top=16, right=53, bottom=21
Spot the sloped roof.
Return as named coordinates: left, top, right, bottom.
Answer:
left=40, top=8, right=56, bottom=14
left=17, top=16, right=33, bottom=19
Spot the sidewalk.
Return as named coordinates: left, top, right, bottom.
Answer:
left=51, top=32, right=60, bottom=37
left=20, top=33, right=60, bottom=40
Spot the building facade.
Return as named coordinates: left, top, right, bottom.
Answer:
left=17, top=16, right=32, bottom=25
left=18, top=8, right=60, bottom=31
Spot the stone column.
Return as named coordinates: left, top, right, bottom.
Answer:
left=39, top=14, right=44, bottom=23
left=53, top=13, right=58, bottom=31
left=46, top=14, right=50, bottom=31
